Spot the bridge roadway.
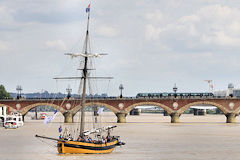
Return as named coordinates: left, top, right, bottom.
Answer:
left=0, top=97, right=240, bottom=123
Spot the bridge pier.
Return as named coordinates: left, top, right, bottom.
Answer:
left=130, top=108, right=141, bottom=115
left=63, top=112, right=73, bottom=123
left=163, top=110, right=169, bottom=116
left=193, top=109, right=206, bottom=116
left=225, top=113, right=236, bottom=123
left=170, top=113, right=180, bottom=123
left=116, top=112, right=127, bottom=123
left=22, top=114, right=25, bottom=122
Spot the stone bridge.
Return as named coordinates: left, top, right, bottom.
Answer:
left=0, top=97, right=240, bottom=123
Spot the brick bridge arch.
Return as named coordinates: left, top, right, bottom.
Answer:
left=20, top=103, right=66, bottom=116
left=234, top=107, right=240, bottom=115
left=177, top=101, right=228, bottom=114
left=125, top=102, right=173, bottom=114
left=71, top=102, right=120, bottom=115
left=1, top=98, right=240, bottom=123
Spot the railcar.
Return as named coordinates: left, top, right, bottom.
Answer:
left=136, top=92, right=214, bottom=98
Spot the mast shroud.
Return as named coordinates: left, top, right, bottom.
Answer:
left=79, top=10, right=91, bottom=137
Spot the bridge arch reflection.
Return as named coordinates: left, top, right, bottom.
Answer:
left=126, top=102, right=173, bottom=114
left=71, top=102, right=119, bottom=115
left=21, top=103, right=65, bottom=116
left=178, top=101, right=227, bottom=114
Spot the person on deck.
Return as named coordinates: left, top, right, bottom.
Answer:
left=102, top=136, right=105, bottom=144
left=88, top=137, right=92, bottom=143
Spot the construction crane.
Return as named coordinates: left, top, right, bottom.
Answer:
left=204, top=80, right=214, bottom=93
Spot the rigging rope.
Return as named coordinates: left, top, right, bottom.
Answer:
left=36, top=135, right=57, bottom=149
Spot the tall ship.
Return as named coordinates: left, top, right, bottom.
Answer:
left=36, top=2, right=125, bottom=154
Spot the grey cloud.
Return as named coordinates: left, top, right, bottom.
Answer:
left=13, top=10, right=81, bottom=24
left=146, top=4, right=240, bottom=53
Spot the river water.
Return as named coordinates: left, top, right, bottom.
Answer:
left=1, top=113, right=240, bottom=160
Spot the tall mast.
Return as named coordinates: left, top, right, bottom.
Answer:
left=80, top=4, right=91, bottom=137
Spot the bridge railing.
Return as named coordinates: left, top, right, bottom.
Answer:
left=0, top=96, right=239, bottom=100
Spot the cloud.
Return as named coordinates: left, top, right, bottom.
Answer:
left=145, top=10, right=163, bottom=21
left=0, top=6, right=18, bottom=31
left=145, top=4, right=240, bottom=52
left=198, top=4, right=233, bottom=20
left=179, top=15, right=200, bottom=24
left=1, top=0, right=85, bottom=24
left=96, top=25, right=119, bottom=37
left=45, top=40, right=67, bottom=51
left=145, top=24, right=162, bottom=40
left=0, top=40, right=9, bottom=51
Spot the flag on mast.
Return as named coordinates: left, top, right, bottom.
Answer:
left=97, top=108, right=104, bottom=114
left=86, top=4, right=90, bottom=13
left=44, top=110, right=58, bottom=124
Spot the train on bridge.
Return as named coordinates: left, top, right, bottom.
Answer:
left=136, top=92, right=214, bottom=98
left=2, top=92, right=217, bottom=100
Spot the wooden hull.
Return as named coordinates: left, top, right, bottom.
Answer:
left=57, top=139, right=119, bottom=154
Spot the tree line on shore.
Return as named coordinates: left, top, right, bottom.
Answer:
left=0, top=85, right=12, bottom=99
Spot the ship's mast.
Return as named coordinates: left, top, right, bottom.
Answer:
left=53, top=3, right=112, bottom=138
left=54, top=4, right=111, bottom=137
left=80, top=8, right=91, bottom=137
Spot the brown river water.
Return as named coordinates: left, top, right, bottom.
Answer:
left=1, top=112, right=240, bottom=160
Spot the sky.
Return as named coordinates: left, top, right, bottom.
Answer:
left=1, top=0, right=240, bottom=96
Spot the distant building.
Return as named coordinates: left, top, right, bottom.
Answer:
left=214, top=83, right=240, bottom=97
left=214, top=90, right=227, bottom=97
left=233, top=89, right=240, bottom=97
